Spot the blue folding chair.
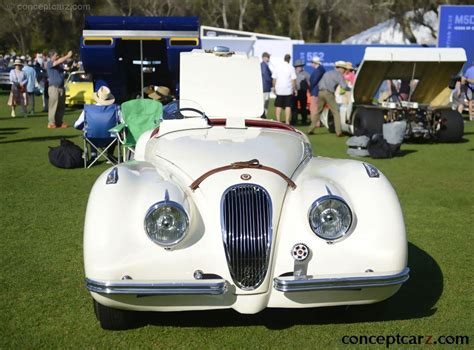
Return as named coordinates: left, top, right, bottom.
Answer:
left=82, top=104, right=120, bottom=168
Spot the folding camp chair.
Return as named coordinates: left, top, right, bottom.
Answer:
left=82, top=104, right=121, bottom=168
left=110, top=99, right=163, bottom=161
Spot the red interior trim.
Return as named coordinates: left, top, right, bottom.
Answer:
left=150, top=127, right=160, bottom=138
left=210, top=118, right=297, bottom=132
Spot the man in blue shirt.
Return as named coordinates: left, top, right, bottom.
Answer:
left=260, top=52, right=272, bottom=118
left=47, top=49, right=72, bottom=128
left=22, top=60, right=37, bottom=115
left=309, top=56, right=326, bottom=128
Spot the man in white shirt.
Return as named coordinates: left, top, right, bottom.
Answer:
left=272, top=54, right=296, bottom=124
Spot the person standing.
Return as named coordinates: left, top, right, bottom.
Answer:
left=309, top=56, right=326, bottom=128
left=260, top=52, right=272, bottom=118
left=292, top=59, right=310, bottom=125
left=307, top=61, right=349, bottom=137
left=462, top=62, right=474, bottom=120
left=47, top=49, right=72, bottom=128
left=37, top=52, right=49, bottom=112
left=272, top=54, right=296, bottom=124
left=22, top=59, right=37, bottom=115
left=7, top=59, right=27, bottom=117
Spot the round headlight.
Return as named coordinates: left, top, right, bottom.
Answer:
left=308, top=195, right=352, bottom=241
left=144, top=201, right=189, bottom=247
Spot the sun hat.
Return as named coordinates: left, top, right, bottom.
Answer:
left=344, top=61, right=354, bottom=71
left=13, top=59, right=23, bottom=67
left=147, top=86, right=171, bottom=101
left=93, top=86, right=115, bottom=105
left=335, top=60, right=347, bottom=69
left=293, top=59, right=305, bottom=67
left=311, top=56, right=321, bottom=64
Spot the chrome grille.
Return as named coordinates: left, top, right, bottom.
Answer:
left=221, top=184, right=272, bottom=290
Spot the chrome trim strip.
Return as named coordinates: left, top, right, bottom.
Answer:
left=363, top=163, right=380, bottom=178
left=106, top=167, right=119, bottom=185
left=82, top=30, right=199, bottom=38
left=85, top=278, right=227, bottom=295
left=273, top=267, right=410, bottom=292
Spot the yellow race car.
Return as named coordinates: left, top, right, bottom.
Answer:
left=65, top=71, right=94, bottom=107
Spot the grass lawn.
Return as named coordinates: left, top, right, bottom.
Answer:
left=1, top=93, right=473, bottom=348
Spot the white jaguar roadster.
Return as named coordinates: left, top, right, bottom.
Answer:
left=84, top=48, right=409, bottom=330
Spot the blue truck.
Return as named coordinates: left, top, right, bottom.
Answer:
left=80, top=16, right=201, bottom=102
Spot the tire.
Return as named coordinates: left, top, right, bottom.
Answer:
left=93, top=299, right=136, bottom=330
left=327, top=110, right=335, bottom=133
left=352, top=107, right=384, bottom=137
left=436, top=109, right=464, bottom=143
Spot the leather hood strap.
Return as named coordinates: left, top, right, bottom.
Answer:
left=190, top=159, right=296, bottom=191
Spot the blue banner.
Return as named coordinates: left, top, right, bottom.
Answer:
left=438, top=5, right=474, bottom=73
left=293, top=44, right=424, bottom=74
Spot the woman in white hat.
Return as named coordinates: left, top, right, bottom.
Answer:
left=74, top=86, right=118, bottom=164
left=8, top=59, right=28, bottom=117
left=73, top=86, right=116, bottom=129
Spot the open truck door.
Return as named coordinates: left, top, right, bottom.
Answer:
left=80, top=16, right=200, bottom=102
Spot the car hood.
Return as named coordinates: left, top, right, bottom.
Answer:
left=353, top=47, right=466, bottom=105
left=147, top=127, right=306, bottom=183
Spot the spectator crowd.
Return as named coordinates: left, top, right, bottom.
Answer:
left=1, top=50, right=81, bottom=124
left=260, top=52, right=474, bottom=135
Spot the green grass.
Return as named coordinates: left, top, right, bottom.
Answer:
left=1, top=94, right=473, bottom=348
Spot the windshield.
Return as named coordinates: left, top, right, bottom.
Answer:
left=162, top=99, right=207, bottom=120
left=69, top=72, right=92, bottom=83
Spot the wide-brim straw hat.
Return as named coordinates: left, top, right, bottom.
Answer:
left=147, top=86, right=170, bottom=101
left=344, top=61, right=354, bottom=71
left=335, top=60, right=347, bottom=69
left=13, top=59, right=23, bottom=67
left=93, top=86, right=115, bottom=105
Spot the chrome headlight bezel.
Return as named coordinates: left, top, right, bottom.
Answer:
left=308, top=195, right=353, bottom=241
left=144, top=200, right=189, bottom=247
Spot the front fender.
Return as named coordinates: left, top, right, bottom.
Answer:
left=83, top=161, right=192, bottom=280
left=272, top=157, right=407, bottom=280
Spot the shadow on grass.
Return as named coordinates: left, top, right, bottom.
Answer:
left=0, top=113, right=49, bottom=120
left=0, top=127, right=28, bottom=132
left=131, top=243, right=442, bottom=330
left=397, top=149, right=417, bottom=157
left=0, top=134, right=79, bottom=144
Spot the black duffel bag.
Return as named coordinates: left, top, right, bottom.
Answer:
left=48, top=138, right=83, bottom=169
left=368, top=134, right=393, bottom=159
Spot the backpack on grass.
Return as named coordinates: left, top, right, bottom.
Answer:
left=48, top=138, right=83, bottom=169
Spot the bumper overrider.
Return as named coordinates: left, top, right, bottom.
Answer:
left=85, top=268, right=409, bottom=295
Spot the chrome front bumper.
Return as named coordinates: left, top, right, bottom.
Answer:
left=273, top=268, right=410, bottom=292
left=86, top=278, right=228, bottom=295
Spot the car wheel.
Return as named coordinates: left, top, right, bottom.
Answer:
left=353, top=107, right=384, bottom=137
left=93, top=299, right=136, bottom=330
left=436, top=109, right=464, bottom=143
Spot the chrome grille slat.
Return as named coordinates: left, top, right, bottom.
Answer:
left=221, top=184, right=272, bottom=290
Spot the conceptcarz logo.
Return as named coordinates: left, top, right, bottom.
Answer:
left=341, top=334, right=469, bottom=347
left=5, top=3, right=91, bottom=12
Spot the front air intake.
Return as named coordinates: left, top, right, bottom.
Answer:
left=221, top=184, right=272, bottom=290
